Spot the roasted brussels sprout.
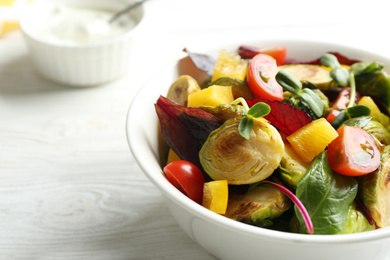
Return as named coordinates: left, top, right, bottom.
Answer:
left=278, top=142, right=311, bottom=189
left=290, top=203, right=375, bottom=234
left=343, top=116, right=390, bottom=145
left=167, top=75, right=201, bottom=106
left=198, top=104, right=246, bottom=122
left=358, top=145, right=390, bottom=228
left=278, top=64, right=333, bottom=90
left=338, top=204, right=375, bottom=234
left=224, top=185, right=291, bottom=227
left=199, top=118, right=284, bottom=185
left=350, top=62, right=390, bottom=110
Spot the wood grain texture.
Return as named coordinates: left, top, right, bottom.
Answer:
left=0, top=29, right=215, bottom=260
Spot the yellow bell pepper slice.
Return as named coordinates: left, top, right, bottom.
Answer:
left=287, top=118, right=338, bottom=162
left=358, top=96, right=390, bottom=130
left=166, top=149, right=180, bottom=164
left=202, top=180, right=228, bottom=214
left=212, top=49, right=248, bottom=82
left=187, top=85, right=234, bottom=107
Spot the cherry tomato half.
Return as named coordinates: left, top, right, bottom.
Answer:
left=326, top=87, right=362, bottom=123
left=247, top=54, right=284, bottom=101
left=238, top=45, right=286, bottom=66
left=163, top=160, right=205, bottom=204
left=260, top=46, right=287, bottom=66
left=327, top=125, right=380, bottom=176
left=332, top=87, right=362, bottom=110
left=325, top=109, right=341, bottom=124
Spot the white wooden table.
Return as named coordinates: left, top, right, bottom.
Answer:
left=1, top=0, right=389, bottom=259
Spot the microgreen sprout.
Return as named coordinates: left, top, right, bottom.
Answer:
left=330, top=70, right=371, bottom=129
left=321, top=53, right=350, bottom=86
left=321, top=53, right=371, bottom=129
left=231, top=98, right=270, bottom=140
left=347, top=72, right=356, bottom=109
left=345, top=72, right=370, bottom=117
left=276, top=69, right=324, bottom=118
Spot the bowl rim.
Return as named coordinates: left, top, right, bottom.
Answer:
left=126, top=38, right=390, bottom=245
left=19, top=0, right=145, bottom=49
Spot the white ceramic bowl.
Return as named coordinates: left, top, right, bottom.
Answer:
left=20, top=0, right=144, bottom=87
left=126, top=39, right=390, bottom=260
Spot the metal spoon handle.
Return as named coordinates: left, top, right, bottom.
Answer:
left=109, top=0, right=147, bottom=23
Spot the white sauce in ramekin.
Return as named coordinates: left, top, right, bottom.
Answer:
left=32, top=4, right=136, bottom=45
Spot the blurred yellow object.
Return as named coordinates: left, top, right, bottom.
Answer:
left=0, top=0, right=37, bottom=37
left=1, top=0, right=15, bottom=6
left=0, top=0, right=35, bottom=6
left=0, top=20, right=19, bottom=36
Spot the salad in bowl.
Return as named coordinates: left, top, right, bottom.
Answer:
left=127, top=39, right=390, bottom=260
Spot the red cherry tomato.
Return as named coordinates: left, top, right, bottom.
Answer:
left=261, top=46, right=287, bottom=66
left=239, top=45, right=286, bottom=66
left=326, top=109, right=341, bottom=123
left=332, top=87, right=362, bottom=110
left=163, top=160, right=205, bottom=204
left=247, top=54, right=284, bottom=101
left=327, top=125, right=380, bottom=176
left=326, top=87, right=362, bottom=123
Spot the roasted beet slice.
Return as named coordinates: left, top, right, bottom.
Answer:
left=155, top=96, right=223, bottom=174
left=246, top=97, right=312, bottom=135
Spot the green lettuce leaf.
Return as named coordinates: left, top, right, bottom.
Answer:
left=295, top=151, right=358, bottom=234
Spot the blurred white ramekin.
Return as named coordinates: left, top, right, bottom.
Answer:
left=20, top=0, right=144, bottom=87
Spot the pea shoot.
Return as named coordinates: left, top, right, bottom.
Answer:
left=320, top=53, right=371, bottom=128
left=320, top=53, right=350, bottom=86
left=231, top=98, right=271, bottom=140
left=276, top=69, right=325, bottom=118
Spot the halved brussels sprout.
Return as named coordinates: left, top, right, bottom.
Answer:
left=199, top=118, right=284, bottom=185
left=278, top=64, right=333, bottom=90
left=167, top=75, right=201, bottom=106
left=338, top=204, right=375, bottom=234
left=343, top=116, right=390, bottom=145
left=350, top=62, right=390, bottom=110
left=198, top=104, right=246, bottom=122
left=224, top=185, right=291, bottom=227
left=358, top=145, right=390, bottom=228
left=278, top=142, right=311, bottom=189
left=290, top=203, right=375, bottom=234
